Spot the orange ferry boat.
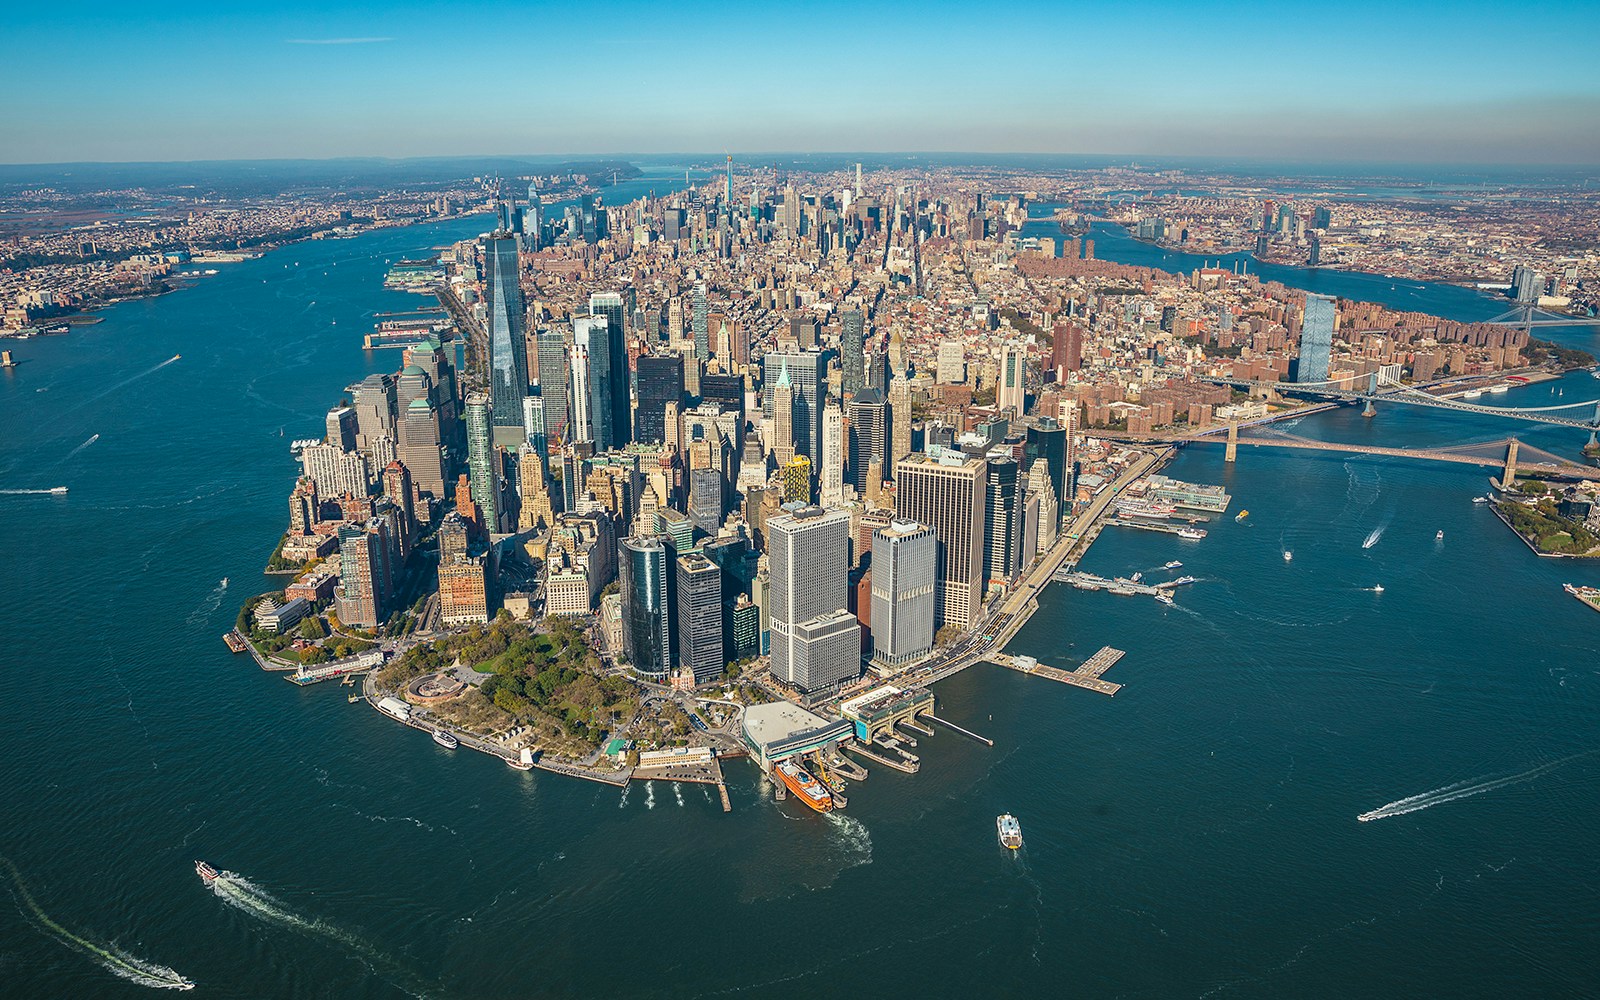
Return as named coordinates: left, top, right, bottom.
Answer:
left=776, top=760, right=833, bottom=813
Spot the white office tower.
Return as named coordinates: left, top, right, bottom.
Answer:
left=767, top=506, right=858, bottom=694
left=870, top=520, right=936, bottom=667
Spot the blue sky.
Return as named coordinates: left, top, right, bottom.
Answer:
left=4, top=0, right=1598, bottom=164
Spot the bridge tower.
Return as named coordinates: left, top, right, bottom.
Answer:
left=1225, top=419, right=1238, bottom=463
left=1362, top=398, right=1376, bottom=417
left=1503, top=437, right=1519, bottom=486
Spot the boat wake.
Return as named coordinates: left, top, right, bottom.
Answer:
left=64, top=433, right=100, bottom=462
left=0, top=488, right=65, bottom=496
left=71, top=354, right=182, bottom=413
left=1361, top=524, right=1386, bottom=549
left=1358, top=750, right=1599, bottom=822
left=208, top=871, right=339, bottom=939
left=2, top=855, right=193, bottom=990
left=207, top=870, right=427, bottom=996
left=824, top=813, right=874, bottom=871
left=644, top=781, right=656, bottom=810
left=673, top=782, right=685, bottom=807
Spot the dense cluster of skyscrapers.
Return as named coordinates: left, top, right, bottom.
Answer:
left=277, top=170, right=1109, bottom=701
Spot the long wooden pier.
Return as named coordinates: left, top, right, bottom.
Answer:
left=992, top=646, right=1126, bottom=696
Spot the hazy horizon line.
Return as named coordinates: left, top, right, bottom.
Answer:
left=3, top=151, right=1597, bottom=172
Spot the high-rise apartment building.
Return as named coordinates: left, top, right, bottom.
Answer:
left=998, top=342, right=1026, bottom=416
left=335, top=519, right=393, bottom=630
left=840, top=309, right=865, bottom=397
left=692, top=282, right=709, bottom=360
left=888, top=376, right=913, bottom=468
left=936, top=341, right=965, bottom=384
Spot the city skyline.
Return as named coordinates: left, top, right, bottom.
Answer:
left=6, top=0, right=1600, bottom=165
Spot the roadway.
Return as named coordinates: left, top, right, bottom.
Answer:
left=884, top=449, right=1166, bottom=690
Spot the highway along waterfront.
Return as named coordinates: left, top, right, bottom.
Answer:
left=2, top=214, right=1599, bottom=998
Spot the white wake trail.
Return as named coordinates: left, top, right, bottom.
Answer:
left=1359, top=750, right=1599, bottom=822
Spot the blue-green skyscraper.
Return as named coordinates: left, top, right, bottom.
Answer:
left=485, top=236, right=529, bottom=446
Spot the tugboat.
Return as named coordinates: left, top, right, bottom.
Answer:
left=194, top=860, right=219, bottom=884
left=432, top=729, right=459, bottom=750
left=996, top=813, right=1023, bottom=850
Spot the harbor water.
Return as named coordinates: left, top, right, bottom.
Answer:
left=2, top=206, right=1599, bottom=998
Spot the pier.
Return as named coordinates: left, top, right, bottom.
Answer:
left=991, top=646, right=1126, bottom=696
left=843, top=739, right=921, bottom=774
left=1104, top=518, right=1207, bottom=538
left=631, top=748, right=733, bottom=810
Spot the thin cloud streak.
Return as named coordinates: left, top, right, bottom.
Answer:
left=285, top=37, right=393, bottom=45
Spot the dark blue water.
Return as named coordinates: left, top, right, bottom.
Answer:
left=2, top=198, right=1599, bottom=998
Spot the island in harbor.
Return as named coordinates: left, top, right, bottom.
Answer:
left=230, top=156, right=1600, bottom=812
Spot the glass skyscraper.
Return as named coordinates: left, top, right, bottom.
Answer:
left=620, top=536, right=671, bottom=679
left=1298, top=294, right=1335, bottom=384
left=840, top=309, right=865, bottom=397
left=484, top=237, right=529, bottom=446
left=536, top=328, right=569, bottom=448
left=635, top=355, right=684, bottom=444
left=465, top=392, right=499, bottom=532
left=588, top=292, right=631, bottom=448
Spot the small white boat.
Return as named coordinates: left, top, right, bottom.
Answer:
left=997, top=813, right=1023, bottom=849
left=1435, top=530, right=1444, bottom=541
left=1372, top=584, right=1385, bottom=593
left=1283, top=550, right=1293, bottom=562
left=432, top=729, right=459, bottom=750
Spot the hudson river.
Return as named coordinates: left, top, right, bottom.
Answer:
left=1, top=204, right=1598, bottom=998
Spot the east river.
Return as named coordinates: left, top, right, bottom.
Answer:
left=0, top=196, right=1597, bottom=998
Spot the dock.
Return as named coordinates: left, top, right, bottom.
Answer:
left=992, top=646, right=1126, bottom=696
left=843, top=739, right=921, bottom=774
left=1052, top=570, right=1195, bottom=602
left=1105, top=518, right=1207, bottom=538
